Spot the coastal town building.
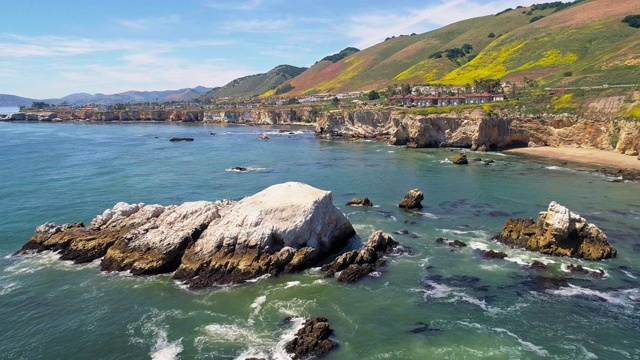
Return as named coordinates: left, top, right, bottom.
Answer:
left=389, top=93, right=505, bottom=107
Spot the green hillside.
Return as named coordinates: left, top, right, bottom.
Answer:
left=202, top=65, right=306, bottom=99
left=275, top=0, right=640, bottom=95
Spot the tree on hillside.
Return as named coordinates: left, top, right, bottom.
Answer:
left=461, top=44, right=473, bottom=54
left=332, top=97, right=340, bottom=108
left=287, top=98, right=300, bottom=105
left=368, top=90, right=380, bottom=100
left=31, top=101, right=50, bottom=109
left=386, top=85, right=397, bottom=97
left=622, top=15, right=640, bottom=29
left=400, top=84, right=411, bottom=96
left=473, top=78, right=502, bottom=93
left=488, top=32, right=496, bottom=38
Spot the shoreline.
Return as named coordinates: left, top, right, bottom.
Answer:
left=505, top=147, right=640, bottom=181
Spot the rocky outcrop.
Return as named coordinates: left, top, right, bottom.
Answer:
left=16, top=182, right=355, bottom=287
left=173, top=182, right=355, bottom=287
left=315, top=109, right=640, bottom=155
left=399, top=189, right=424, bottom=209
left=435, top=237, right=467, bottom=247
left=99, top=201, right=231, bottom=275
left=284, top=317, right=336, bottom=359
left=204, top=108, right=315, bottom=125
left=452, top=153, right=468, bottom=164
left=345, top=197, right=373, bottom=207
left=322, top=231, right=400, bottom=283
left=494, top=201, right=617, bottom=260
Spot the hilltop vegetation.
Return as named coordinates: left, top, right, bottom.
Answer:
left=257, top=0, right=639, bottom=97
left=320, top=47, right=360, bottom=63
left=202, top=65, right=306, bottom=99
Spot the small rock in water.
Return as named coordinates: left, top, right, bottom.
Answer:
left=529, top=261, right=547, bottom=270
left=453, top=153, right=468, bottom=165
left=566, top=264, right=606, bottom=279
left=284, top=317, right=336, bottom=360
left=434, top=237, right=467, bottom=248
left=345, top=197, right=373, bottom=207
left=395, top=229, right=409, bottom=235
left=479, top=249, right=508, bottom=260
left=232, top=166, right=248, bottom=172
left=169, top=137, right=194, bottom=142
left=408, top=322, right=441, bottom=334
left=399, top=189, right=424, bottom=210
left=322, top=231, right=401, bottom=283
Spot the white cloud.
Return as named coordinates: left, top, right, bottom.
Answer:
left=346, top=0, right=537, bottom=49
left=206, top=0, right=263, bottom=11
left=116, top=15, right=182, bottom=30
left=0, top=34, right=234, bottom=58
left=223, top=19, right=292, bottom=32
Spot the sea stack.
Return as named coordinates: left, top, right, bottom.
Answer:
left=17, top=182, right=356, bottom=287
left=493, top=201, right=616, bottom=260
left=399, top=189, right=424, bottom=209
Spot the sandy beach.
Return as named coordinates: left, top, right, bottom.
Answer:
left=505, top=147, right=640, bottom=170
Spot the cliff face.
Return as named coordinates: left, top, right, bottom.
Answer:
left=315, top=109, right=640, bottom=154
left=203, top=107, right=315, bottom=125
left=52, top=110, right=205, bottom=122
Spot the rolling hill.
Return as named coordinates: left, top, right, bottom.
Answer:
left=271, top=0, right=640, bottom=96
left=0, top=87, right=213, bottom=107
left=201, top=65, right=307, bottom=99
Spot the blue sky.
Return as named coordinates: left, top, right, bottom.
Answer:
left=0, top=0, right=535, bottom=99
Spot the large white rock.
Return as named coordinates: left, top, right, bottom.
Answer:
left=175, top=182, right=356, bottom=287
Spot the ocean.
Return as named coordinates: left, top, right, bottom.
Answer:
left=0, top=107, right=20, bottom=115
left=0, top=121, right=638, bottom=359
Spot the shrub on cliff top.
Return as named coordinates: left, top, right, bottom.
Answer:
left=622, top=15, right=640, bottom=29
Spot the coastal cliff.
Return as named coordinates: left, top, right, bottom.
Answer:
left=315, top=109, right=640, bottom=155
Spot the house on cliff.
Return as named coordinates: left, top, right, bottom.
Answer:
left=390, top=93, right=504, bottom=107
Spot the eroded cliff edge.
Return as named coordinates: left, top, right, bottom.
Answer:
left=314, top=108, right=640, bottom=156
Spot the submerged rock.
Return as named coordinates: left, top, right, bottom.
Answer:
left=435, top=237, right=467, bottom=248
left=399, top=189, right=424, bottom=209
left=17, top=182, right=355, bottom=287
left=452, top=153, right=468, bottom=165
left=322, top=231, right=401, bottom=283
left=479, top=249, right=508, bottom=260
left=493, top=201, right=616, bottom=260
left=345, top=197, right=373, bottom=207
left=284, top=317, right=336, bottom=359
left=169, top=137, right=194, bottom=142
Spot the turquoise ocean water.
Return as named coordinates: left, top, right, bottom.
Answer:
left=0, top=122, right=638, bottom=359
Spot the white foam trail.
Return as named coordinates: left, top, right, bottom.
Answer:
left=621, top=270, right=637, bottom=279
left=421, top=280, right=454, bottom=299
left=284, top=281, right=301, bottom=289
left=493, top=328, right=550, bottom=357
left=0, top=281, right=17, bottom=296
left=203, top=324, right=258, bottom=343
left=387, top=150, right=395, bottom=153
left=225, top=167, right=267, bottom=173
left=560, top=264, right=608, bottom=278
left=439, top=229, right=489, bottom=237
left=420, top=212, right=439, bottom=219
left=150, top=330, right=183, bottom=360
left=548, top=284, right=639, bottom=306
left=244, top=274, right=271, bottom=283
left=468, top=241, right=489, bottom=251
left=249, top=295, right=267, bottom=325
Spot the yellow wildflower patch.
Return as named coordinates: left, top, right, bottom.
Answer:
left=439, top=41, right=528, bottom=85
left=395, top=62, right=439, bottom=81
left=552, top=94, right=574, bottom=112
left=516, top=49, right=578, bottom=71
